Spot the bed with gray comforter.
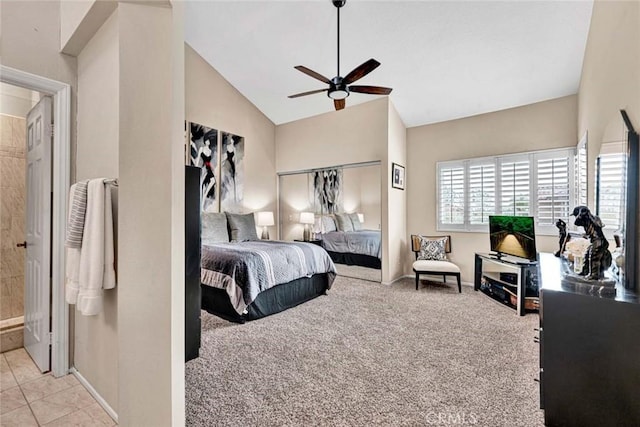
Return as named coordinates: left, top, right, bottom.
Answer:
left=319, top=229, right=382, bottom=269
left=201, top=240, right=336, bottom=316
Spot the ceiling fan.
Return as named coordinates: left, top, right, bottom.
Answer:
left=288, top=0, right=392, bottom=111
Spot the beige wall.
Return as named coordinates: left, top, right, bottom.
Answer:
left=116, top=2, right=185, bottom=425
left=577, top=0, right=639, bottom=282
left=65, top=2, right=186, bottom=424
left=74, top=9, right=119, bottom=412
left=185, top=45, right=277, bottom=226
left=60, top=0, right=95, bottom=50
left=275, top=98, right=403, bottom=280
left=386, top=101, right=407, bottom=282
left=406, top=95, right=578, bottom=282
left=0, top=0, right=78, bottom=179
left=276, top=98, right=388, bottom=173
left=578, top=1, right=640, bottom=210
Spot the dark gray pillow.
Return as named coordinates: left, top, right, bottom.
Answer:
left=334, top=213, right=354, bottom=232
left=225, top=212, right=259, bottom=242
left=348, top=213, right=363, bottom=231
left=202, top=213, right=229, bottom=245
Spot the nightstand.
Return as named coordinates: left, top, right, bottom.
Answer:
left=294, top=239, right=322, bottom=247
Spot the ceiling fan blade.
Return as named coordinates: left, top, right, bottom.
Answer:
left=343, top=59, right=381, bottom=84
left=288, top=88, right=328, bottom=99
left=334, top=99, right=345, bottom=111
left=348, top=85, right=393, bottom=95
left=294, top=66, right=332, bottom=84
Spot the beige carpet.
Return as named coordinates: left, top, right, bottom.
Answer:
left=186, top=276, right=544, bottom=426
left=334, top=263, right=381, bottom=282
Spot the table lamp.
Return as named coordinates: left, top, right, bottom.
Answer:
left=299, top=212, right=315, bottom=241
left=256, top=211, right=274, bottom=240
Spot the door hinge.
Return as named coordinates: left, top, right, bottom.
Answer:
left=49, top=332, right=53, bottom=346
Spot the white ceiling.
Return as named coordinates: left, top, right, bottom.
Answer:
left=185, top=1, right=593, bottom=128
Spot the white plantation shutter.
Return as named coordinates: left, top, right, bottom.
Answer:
left=438, top=163, right=465, bottom=227
left=576, top=140, right=588, bottom=205
left=500, top=158, right=530, bottom=216
left=536, top=155, right=572, bottom=227
left=437, top=148, right=575, bottom=233
left=468, top=162, right=495, bottom=224
left=597, top=152, right=625, bottom=231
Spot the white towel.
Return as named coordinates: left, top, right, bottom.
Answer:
left=65, top=184, right=82, bottom=304
left=103, top=183, right=116, bottom=290
left=74, top=178, right=117, bottom=315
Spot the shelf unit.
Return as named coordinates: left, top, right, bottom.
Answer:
left=474, top=253, right=539, bottom=316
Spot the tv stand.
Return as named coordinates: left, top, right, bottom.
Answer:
left=474, top=253, right=539, bottom=316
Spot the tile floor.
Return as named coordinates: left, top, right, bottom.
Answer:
left=0, top=348, right=116, bottom=426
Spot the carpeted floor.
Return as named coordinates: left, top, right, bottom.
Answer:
left=186, top=276, right=544, bottom=427
left=334, top=263, right=382, bottom=282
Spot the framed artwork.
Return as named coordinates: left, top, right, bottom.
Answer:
left=187, top=121, right=220, bottom=212
left=311, top=168, right=343, bottom=214
left=219, top=132, right=245, bottom=213
left=392, top=162, right=405, bottom=190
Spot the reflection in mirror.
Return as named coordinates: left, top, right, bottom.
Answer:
left=576, top=132, right=588, bottom=206
left=594, top=111, right=640, bottom=291
left=278, top=162, right=382, bottom=282
left=595, top=115, right=627, bottom=238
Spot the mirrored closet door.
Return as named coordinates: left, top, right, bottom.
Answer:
left=278, top=162, right=382, bottom=282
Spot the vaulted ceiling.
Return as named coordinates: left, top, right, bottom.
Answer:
left=185, top=1, right=593, bottom=127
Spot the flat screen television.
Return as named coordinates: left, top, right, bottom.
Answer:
left=489, top=215, right=537, bottom=261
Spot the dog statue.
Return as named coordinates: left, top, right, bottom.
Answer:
left=571, top=206, right=612, bottom=280
left=554, top=219, right=571, bottom=257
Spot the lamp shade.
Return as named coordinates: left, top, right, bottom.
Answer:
left=256, top=211, right=274, bottom=227
left=299, top=212, right=315, bottom=225
left=357, top=213, right=364, bottom=223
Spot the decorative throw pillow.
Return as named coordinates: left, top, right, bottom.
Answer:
left=321, top=215, right=337, bottom=233
left=334, top=213, right=354, bottom=232
left=202, top=212, right=230, bottom=244
left=417, top=236, right=448, bottom=261
left=348, top=213, right=363, bottom=231
left=225, top=212, right=259, bottom=242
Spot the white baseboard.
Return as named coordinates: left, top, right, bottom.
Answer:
left=70, top=367, right=118, bottom=423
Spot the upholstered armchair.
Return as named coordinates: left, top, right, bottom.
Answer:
left=411, top=235, right=461, bottom=293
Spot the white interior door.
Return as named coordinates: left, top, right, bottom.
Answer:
left=24, top=96, right=52, bottom=373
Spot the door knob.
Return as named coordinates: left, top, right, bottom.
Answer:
left=16, top=241, right=27, bottom=248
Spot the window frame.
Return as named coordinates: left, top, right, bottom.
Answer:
left=436, top=147, right=576, bottom=235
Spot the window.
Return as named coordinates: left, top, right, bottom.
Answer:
left=597, top=152, right=625, bottom=232
left=437, top=148, right=576, bottom=234
left=468, top=162, right=495, bottom=225
left=500, top=157, right=530, bottom=216
left=575, top=135, right=588, bottom=206
left=536, top=154, right=571, bottom=227
left=438, top=164, right=465, bottom=228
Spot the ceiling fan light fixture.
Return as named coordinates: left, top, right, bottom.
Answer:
left=328, top=89, right=349, bottom=100
left=288, top=0, right=392, bottom=111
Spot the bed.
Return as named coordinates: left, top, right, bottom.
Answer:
left=320, top=230, right=382, bottom=269
left=200, top=239, right=336, bottom=323
left=317, top=213, right=382, bottom=269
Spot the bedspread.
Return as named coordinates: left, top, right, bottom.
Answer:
left=321, top=230, right=381, bottom=258
left=201, top=240, right=336, bottom=314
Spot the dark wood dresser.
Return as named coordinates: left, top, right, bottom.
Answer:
left=185, top=166, right=201, bottom=361
left=538, top=253, right=640, bottom=426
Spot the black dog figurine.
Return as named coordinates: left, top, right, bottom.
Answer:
left=554, top=219, right=571, bottom=257
left=571, top=206, right=612, bottom=280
